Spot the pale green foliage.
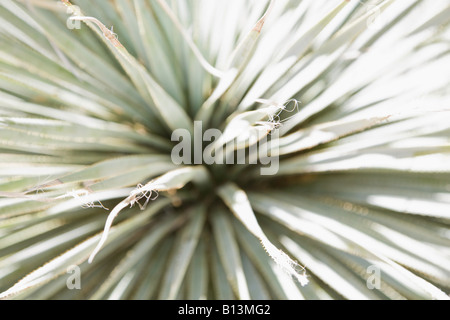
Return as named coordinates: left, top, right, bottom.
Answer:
left=0, top=0, right=450, bottom=300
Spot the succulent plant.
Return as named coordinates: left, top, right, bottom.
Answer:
left=0, top=0, right=449, bottom=300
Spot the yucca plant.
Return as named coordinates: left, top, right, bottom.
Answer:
left=0, top=0, right=449, bottom=300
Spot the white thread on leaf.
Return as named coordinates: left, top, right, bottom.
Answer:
left=56, top=189, right=109, bottom=210
left=87, top=184, right=159, bottom=264
left=129, top=184, right=159, bottom=210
